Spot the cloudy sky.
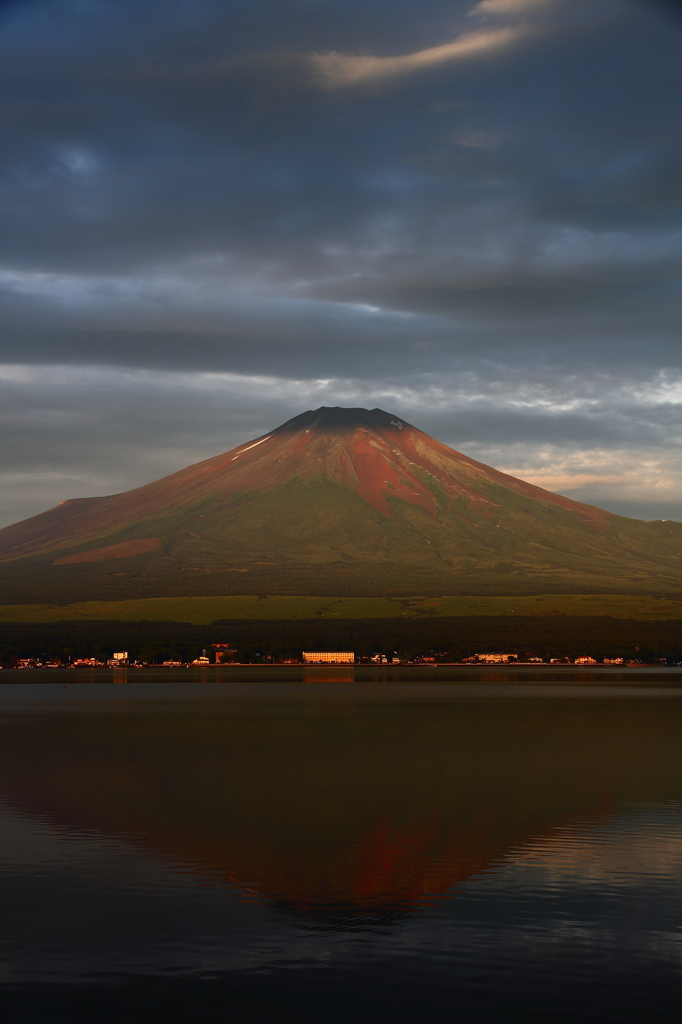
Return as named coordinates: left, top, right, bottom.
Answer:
left=1, top=0, right=681, bottom=527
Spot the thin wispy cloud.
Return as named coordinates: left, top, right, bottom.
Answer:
left=311, top=0, right=571, bottom=89
left=312, top=26, right=532, bottom=88
left=472, top=0, right=556, bottom=15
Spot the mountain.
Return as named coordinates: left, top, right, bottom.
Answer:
left=0, top=406, right=680, bottom=602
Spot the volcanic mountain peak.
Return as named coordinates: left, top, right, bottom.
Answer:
left=274, top=406, right=414, bottom=435
left=0, top=406, right=681, bottom=600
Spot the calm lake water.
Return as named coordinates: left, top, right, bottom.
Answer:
left=2, top=667, right=682, bottom=1022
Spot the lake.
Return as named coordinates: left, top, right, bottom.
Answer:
left=1, top=667, right=682, bottom=1022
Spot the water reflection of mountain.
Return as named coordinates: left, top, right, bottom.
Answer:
left=1, top=695, right=682, bottom=920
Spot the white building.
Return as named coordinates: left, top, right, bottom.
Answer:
left=302, top=652, right=354, bottom=664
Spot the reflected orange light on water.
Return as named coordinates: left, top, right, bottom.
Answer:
left=1, top=690, right=682, bottom=918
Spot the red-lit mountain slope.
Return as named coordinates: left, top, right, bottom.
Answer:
left=0, top=407, right=680, bottom=600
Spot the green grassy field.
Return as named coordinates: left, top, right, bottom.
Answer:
left=0, top=593, right=680, bottom=623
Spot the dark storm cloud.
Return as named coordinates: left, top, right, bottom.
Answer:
left=0, top=0, right=681, bottom=524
